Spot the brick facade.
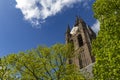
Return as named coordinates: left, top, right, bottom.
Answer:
left=65, top=17, right=96, bottom=69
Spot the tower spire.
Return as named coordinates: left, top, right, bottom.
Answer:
left=66, top=24, right=71, bottom=43
left=66, top=24, right=71, bottom=33
left=74, top=16, right=80, bottom=26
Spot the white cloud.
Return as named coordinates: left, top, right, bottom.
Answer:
left=91, top=20, right=100, bottom=35
left=15, top=0, right=90, bottom=26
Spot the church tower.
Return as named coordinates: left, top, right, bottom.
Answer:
left=65, top=16, right=96, bottom=69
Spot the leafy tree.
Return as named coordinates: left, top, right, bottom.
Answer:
left=3, top=44, right=84, bottom=80
left=0, top=57, right=13, bottom=80
left=92, top=0, right=120, bottom=79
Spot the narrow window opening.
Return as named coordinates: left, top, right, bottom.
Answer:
left=70, top=40, right=73, bottom=44
left=78, top=35, right=83, bottom=47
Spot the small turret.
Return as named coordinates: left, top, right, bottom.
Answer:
left=65, top=24, right=71, bottom=43
left=66, top=24, right=71, bottom=33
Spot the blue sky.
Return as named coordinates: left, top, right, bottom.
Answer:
left=0, top=0, right=99, bottom=57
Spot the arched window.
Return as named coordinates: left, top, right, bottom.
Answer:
left=78, top=35, right=83, bottom=47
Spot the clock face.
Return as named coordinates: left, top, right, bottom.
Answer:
left=70, top=27, right=79, bottom=35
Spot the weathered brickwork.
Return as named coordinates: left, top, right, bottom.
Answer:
left=65, top=17, right=96, bottom=69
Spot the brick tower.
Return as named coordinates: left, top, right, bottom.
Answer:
left=65, top=17, right=96, bottom=69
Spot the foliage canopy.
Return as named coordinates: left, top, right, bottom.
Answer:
left=0, top=44, right=84, bottom=80
left=92, top=0, right=120, bottom=79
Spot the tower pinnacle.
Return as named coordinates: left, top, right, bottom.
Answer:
left=66, top=24, right=71, bottom=33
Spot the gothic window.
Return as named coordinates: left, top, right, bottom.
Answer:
left=70, top=40, right=73, bottom=43
left=78, top=35, right=83, bottom=47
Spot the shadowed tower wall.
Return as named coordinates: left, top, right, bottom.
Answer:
left=65, top=17, right=96, bottom=69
